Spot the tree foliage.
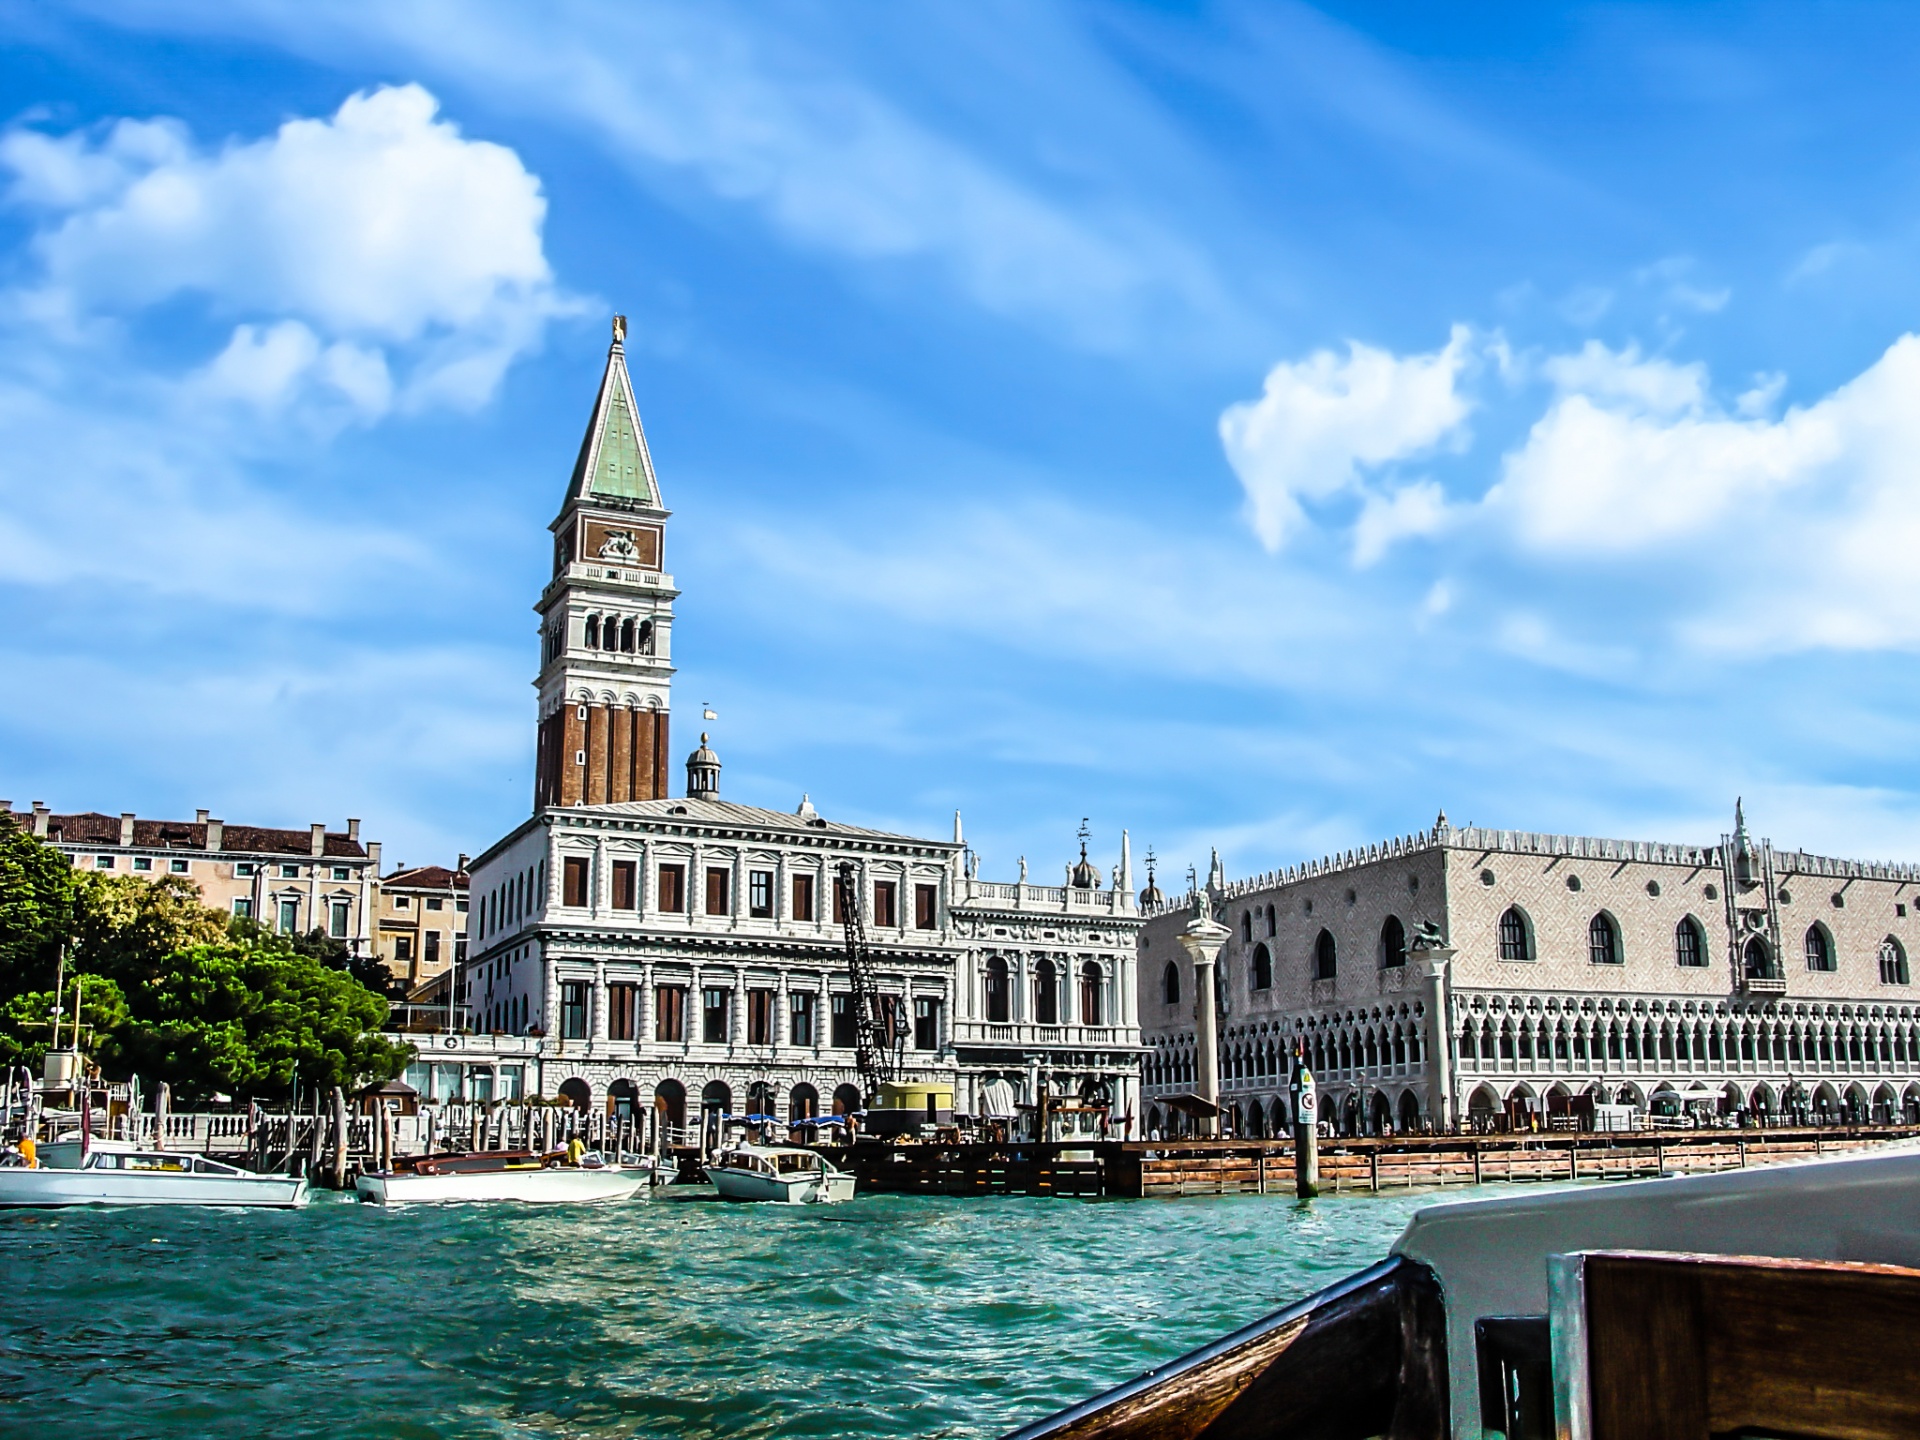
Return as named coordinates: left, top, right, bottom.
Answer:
left=0, top=821, right=410, bottom=1101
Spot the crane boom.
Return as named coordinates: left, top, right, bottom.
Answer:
left=836, top=860, right=897, bottom=1102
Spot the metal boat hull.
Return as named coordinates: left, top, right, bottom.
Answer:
left=708, top=1165, right=856, bottom=1204
left=0, top=1167, right=308, bottom=1209
left=354, top=1166, right=648, bottom=1205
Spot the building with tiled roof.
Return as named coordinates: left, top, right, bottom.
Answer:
left=9, top=801, right=380, bottom=955
left=374, top=862, right=470, bottom=996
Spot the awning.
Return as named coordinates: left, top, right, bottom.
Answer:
left=1159, top=1093, right=1221, bottom=1119
left=978, top=1079, right=1019, bottom=1119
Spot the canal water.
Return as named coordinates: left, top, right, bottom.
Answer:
left=0, top=1186, right=1491, bottom=1439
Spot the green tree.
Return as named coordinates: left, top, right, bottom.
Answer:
left=0, top=827, right=413, bottom=1102
left=0, top=818, right=83, bottom=997
left=0, top=975, right=131, bottom=1072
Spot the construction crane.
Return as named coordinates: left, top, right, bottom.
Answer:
left=836, top=860, right=899, bottom=1105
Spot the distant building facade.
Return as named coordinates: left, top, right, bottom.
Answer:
left=1139, top=807, right=1920, bottom=1137
left=12, top=801, right=380, bottom=954
left=376, top=863, right=470, bottom=996
left=462, top=317, right=1145, bottom=1135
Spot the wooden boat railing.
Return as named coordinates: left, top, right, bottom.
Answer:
left=1001, top=1254, right=1446, bottom=1440
left=1552, top=1250, right=1920, bottom=1440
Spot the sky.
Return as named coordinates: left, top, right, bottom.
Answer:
left=7, top=3, right=1920, bottom=888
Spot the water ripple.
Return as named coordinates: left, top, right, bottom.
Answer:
left=0, top=1186, right=1481, bottom=1439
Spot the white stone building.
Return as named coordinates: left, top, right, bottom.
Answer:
left=1139, top=807, right=1920, bottom=1137
left=462, top=317, right=1144, bottom=1136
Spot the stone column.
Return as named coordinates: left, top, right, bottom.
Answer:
left=592, top=959, right=609, bottom=1045
left=1177, top=899, right=1230, bottom=1138
left=1413, top=933, right=1458, bottom=1132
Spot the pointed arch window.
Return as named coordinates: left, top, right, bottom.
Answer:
left=1380, top=915, right=1407, bottom=969
left=1498, top=906, right=1533, bottom=962
left=1805, top=925, right=1836, bottom=972
left=1265, top=904, right=1276, bottom=937
left=1162, top=961, right=1180, bottom=1007
left=1312, top=928, right=1337, bottom=981
left=1674, top=916, right=1707, bottom=968
left=1588, top=913, right=1622, bottom=965
left=1250, top=943, right=1273, bottom=991
left=1241, top=911, right=1253, bottom=943
left=1881, top=936, right=1910, bottom=986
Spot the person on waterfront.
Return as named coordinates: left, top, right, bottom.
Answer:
left=566, top=1135, right=586, bottom=1167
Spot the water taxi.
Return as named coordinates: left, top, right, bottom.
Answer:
left=353, top=1149, right=650, bottom=1205
left=706, top=1144, right=856, bottom=1204
left=1004, top=1139, right=1920, bottom=1439
left=0, top=1145, right=308, bottom=1209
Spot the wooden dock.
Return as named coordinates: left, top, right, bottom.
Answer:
left=830, top=1125, right=1920, bottom=1200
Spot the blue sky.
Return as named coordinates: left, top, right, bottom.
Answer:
left=7, top=3, right=1920, bottom=886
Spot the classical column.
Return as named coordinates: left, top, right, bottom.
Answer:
left=1177, top=899, right=1229, bottom=1138
left=542, top=951, right=560, bottom=1039
left=592, top=959, right=609, bottom=1044
left=1412, top=929, right=1459, bottom=1132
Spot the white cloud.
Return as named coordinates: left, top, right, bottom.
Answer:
left=3, top=83, right=572, bottom=412
left=1541, top=340, right=1706, bottom=417
left=1352, top=480, right=1451, bottom=567
left=1219, top=325, right=1476, bottom=551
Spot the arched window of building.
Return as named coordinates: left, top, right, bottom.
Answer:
left=1033, top=958, right=1060, bottom=1025
left=1805, top=924, right=1836, bottom=972
left=638, top=620, right=654, bottom=654
left=1241, top=911, right=1253, bottom=943
left=1162, top=961, right=1180, bottom=1007
left=1380, top=915, right=1407, bottom=969
left=1588, top=913, right=1622, bottom=965
left=985, top=957, right=1010, bottom=1023
left=620, top=617, right=636, bottom=652
left=1675, top=916, right=1707, bottom=968
left=1745, top=936, right=1774, bottom=978
left=1313, top=928, right=1337, bottom=981
left=1266, top=904, right=1277, bottom=937
left=1880, top=937, right=1910, bottom=985
left=584, top=614, right=601, bottom=649
left=1498, top=907, right=1533, bottom=962
left=1079, top=961, right=1105, bottom=1026
left=1250, top=943, right=1273, bottom=990
left=788, top=1082, right=820, bottom=1122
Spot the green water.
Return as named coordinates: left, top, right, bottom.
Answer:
left=0, top=1187, right=1482, bottom=1439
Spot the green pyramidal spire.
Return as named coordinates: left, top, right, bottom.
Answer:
left=566, top=314, right=661, bottom=506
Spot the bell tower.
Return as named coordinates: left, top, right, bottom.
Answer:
left=533, top=316, right=678, bottom=808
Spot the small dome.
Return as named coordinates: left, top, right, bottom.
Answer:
left=685, top=732, right=721, bottom=799
left=1070, top=838, right=1101, bottom=890
left=1138, top=877, right=1164, bottom=908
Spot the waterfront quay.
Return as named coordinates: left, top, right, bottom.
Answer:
left=831, top=1124, right=1920, bottom=1199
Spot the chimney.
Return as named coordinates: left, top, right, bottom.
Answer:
left=206, top=818, right=224, bottom=852
left=120, top=812, right=136, bottom=847
left=195, top=809, right=210, bottom=824
left=32, top=802, right=50, bottom=839
left=0, top=801, right=11, bottom=814
left=309, top=823, right=326, bottom=858
left=368, top=841, right=381, bottom=872
left=457, top=853, right=470, bottom=872
left=346, top=818, right=361, bottom=843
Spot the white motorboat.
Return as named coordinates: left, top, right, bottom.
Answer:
left=706, top=1144, right=856, bottom=1204
left=354, top=1149, right=649, bottom=1205
left=0, top=1147, right=307, bottom=1209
